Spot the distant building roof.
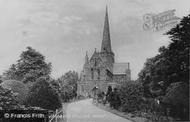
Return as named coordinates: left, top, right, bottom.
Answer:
left=113, top=63, right=130, bottom=75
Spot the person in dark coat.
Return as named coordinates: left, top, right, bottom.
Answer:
left=112, top=88, right=121, bottom=109
left=106, top=86, right=112, bottom=104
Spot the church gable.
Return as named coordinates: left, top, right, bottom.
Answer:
left=89, top=53, right=106, bottom=69
left=90, top=53, right=112, bottom=72
left=90, top=51, right=99, bottom=61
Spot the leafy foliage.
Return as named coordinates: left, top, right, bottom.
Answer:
left=58, top=71, right=78, bottom=102
left=162, top=82, right=189, bottom=120
left=164, top=15, right=190, bottom=84
left=118, top=81, right=144, bottom=112
left=1, top=80, right=28, bottom=104
left=3, top=47, right=52, bottom=83
left=138, top=14, right=190, bottom=120
left=1, top=47, right=63, bottom=111
left=138, top=14, right=190, bottom=97
left=0, top=86, right=22, bottom=110
left=49, top=79, right=61, bottom=96
left=24, top=77, right=62, bottom=111
left=107, top=88, right=121, bottom=109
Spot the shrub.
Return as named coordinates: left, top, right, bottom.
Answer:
left=118, top=81, right=144, bottom=112
left=162, top=82, right=189, bottom=120
left=0, top=86, right=22, bottom=110
left=1, top=80, right=28, bottom=104
left=24, top=77, right=62, bottom=111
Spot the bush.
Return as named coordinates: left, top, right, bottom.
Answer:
left=24, top=77, right=62, bottom=111
left=118, top=81, right=144, bottom=112
left=0, top=86, right=22, bottom=110
left=1, top=80, right=28, bottom=104
left=162, top=82, right=189, bottom=120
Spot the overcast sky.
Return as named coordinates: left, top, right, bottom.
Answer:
left=0, top=0, right=189, bottom=80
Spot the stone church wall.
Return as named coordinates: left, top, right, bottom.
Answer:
left=113, top=74, right=129, bottom=84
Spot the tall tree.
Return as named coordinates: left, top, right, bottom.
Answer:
left=138, top=14, right=190, bottom=96
left=58, top=71, right=79, bottom=101
left=24, top=77, right=62, bottom=111
left=3, top=47, right=52, bottom=83
left=165, top=15, right=190, bottom=84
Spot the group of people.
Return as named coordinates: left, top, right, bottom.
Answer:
left=93, top=86, right=121, bottom=110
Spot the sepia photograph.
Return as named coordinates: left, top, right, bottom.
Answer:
left=0, top=0, right=189, bottom=122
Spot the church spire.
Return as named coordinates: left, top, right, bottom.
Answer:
left=85, top=51, right=89, bottom=64
left=101, top=6, right=112, bottom=53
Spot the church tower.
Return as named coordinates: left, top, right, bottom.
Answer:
left=100, top=6, right=115, bottom=70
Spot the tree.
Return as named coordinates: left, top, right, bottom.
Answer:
left=138, top=58, right=155, bottom=97
left=58, top=71, right=79, bottom=101
left=24, top=77, right=62, bottom=111
left=3, top=47, right=52, bottom=83
left=138, top=14, right=190, bottom=97
left=165, top=15, right=190, bottom=84
left=49, top=79, right=61, bottom=97
left=138, top=14, right=190, bottom=121
left=3, top=64, right=19, bottom=80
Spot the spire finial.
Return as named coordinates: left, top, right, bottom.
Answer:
left=85, top=51, right=89, bottom=63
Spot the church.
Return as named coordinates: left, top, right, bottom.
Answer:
left=77, top=7, right=131, bottom=97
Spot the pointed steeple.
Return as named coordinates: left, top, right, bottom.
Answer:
left=85, top=51, right=89, bottom=63
left=101, top=6, right=112, bottom=53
